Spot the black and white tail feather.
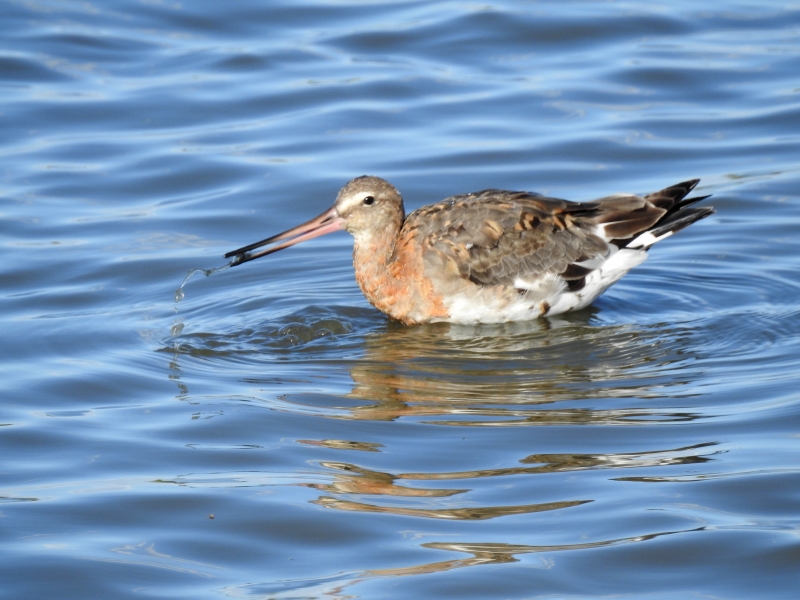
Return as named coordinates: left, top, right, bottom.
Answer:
left=610, top=179, right=713, bottom=250
left=540, top=179, right=714, bottom=316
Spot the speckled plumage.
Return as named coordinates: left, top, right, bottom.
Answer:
left=226, top=176, right=713, bottom=325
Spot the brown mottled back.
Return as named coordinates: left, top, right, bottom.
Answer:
left=401, top=180, right=708, bottom=291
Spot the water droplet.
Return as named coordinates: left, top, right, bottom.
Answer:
left=174, top=263, right=232, bottom=303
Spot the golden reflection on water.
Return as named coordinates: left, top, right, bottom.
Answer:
left=312, top=495, right=590, bottom=520
left=165, top=311, right=715, bottom=586
left=304, top=461, right=466, bottom=497
left=296, top=442, right=718, bottom=504
left=288, top=320, right=711, bottom=521
left=367, top=528, right=700, bottom=578
left=301, top=443, right=718, bottom=520
left=400, top=442, right=718, bottom=481
left=220, top=528, right=703, bottom=597
left=317, top=316, right=703, bottom=425
left=297, top=439, right=383, bottom=452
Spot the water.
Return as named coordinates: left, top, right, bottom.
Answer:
left=2, top=1, right=799, bottom=598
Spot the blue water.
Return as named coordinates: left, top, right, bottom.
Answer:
left=2, top=1, right=800, bottom=598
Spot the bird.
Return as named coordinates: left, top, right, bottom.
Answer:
left=225, top=176, right=713, bottom=325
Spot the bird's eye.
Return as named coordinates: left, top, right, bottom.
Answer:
left=362, top=195, right=375, bottom=206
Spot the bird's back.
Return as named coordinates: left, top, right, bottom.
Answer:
left=394, top=180, right=712, bottom=323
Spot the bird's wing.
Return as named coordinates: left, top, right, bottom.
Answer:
left=402, top=182, right=705, bottom=291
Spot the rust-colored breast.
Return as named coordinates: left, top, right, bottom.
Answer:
left=353, top=229, right=449, bottom=325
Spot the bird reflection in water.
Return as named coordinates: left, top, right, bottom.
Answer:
left=325, top=316, right=705, bottom=425
left=164, top=308, right=717, bottom=589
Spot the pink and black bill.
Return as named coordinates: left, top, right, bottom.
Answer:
left=224, top=206, right=344, bottom=266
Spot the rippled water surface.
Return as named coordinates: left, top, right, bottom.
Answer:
left=2, top=1, right=800, bottom=598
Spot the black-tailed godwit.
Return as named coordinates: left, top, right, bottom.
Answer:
left=225, top=177, right=713, bottom=325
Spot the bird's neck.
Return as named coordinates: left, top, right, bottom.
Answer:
left=351, top=220, right=409, bottom=320
left=350, top=218, right=449, bottom=325
left=352, top=223, right=401, bottom=287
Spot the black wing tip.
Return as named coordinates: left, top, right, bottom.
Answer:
left=682, top=178, right=701, bottom=192
left=670, top=178, right=701, bottom=196
left=612, top=199, right=714, bottom=249
left=658, top=178, right=701, bottom=201
left=648, top=205, right=715, bottom=241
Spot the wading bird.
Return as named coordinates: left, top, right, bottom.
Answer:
left=226, top=177, right=713, bottom=325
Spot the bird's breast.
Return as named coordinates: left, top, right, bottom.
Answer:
left=352, top=233, right=449, bottom=325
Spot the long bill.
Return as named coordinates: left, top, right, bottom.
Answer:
left=224, top=206, right=344, bottom=267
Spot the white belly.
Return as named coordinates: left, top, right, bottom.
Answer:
left=436, top=248, right=648, bottom=324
